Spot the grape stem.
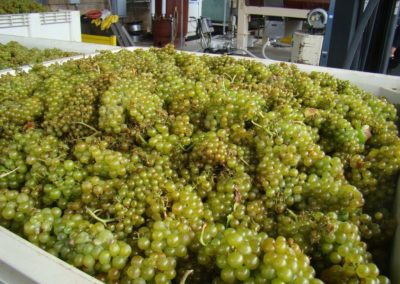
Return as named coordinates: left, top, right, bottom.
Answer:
left=286, top=209, right=298, bottom=221
left=178, top=143, right=194, bottom=152
left=179, top=269, right=194, bottom=284
left=86, top=207, right=115, bottom=225
left=0, top=167, right=19, bottom=178
left=231, top=74, right=237, bottom=83
left=222, top=77, right=226, bottom=92
left=136, top=133, right=147, bottom=145
left=73, top=122, right=99, bottom=135
left=251, top=120, right=274, bottom=136
left=223, top=73, right=233, bottom=81
left=199, top=223, right=207, bottom=246
left=251, top=120, right=263, bottom=128
left=240, top=157, right=250, bottom=166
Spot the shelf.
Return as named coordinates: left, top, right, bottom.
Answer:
left=237, top=0, right=309, bottom=49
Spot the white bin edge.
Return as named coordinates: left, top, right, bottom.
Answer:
left=0, top=46, right=399, bottom=283
left=0, top=34, right=121, bottom=54
left=0, top=226, right=102, bottom=284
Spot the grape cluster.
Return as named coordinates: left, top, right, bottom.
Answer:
left=0, top=41, right=76, bottom=69
left=74, top=137, right=131, bottom=179
left=276, top=212, right=391, bottom=283
left=23, top=207, right=62, bottom=248
left=51, top=214, right=131, bottom=281
left=0, top=46, right=399, bottom=283
left=0, top=189, right=36, bottom=232
left=123, top=217, right=194, bottom=283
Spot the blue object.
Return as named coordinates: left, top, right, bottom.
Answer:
left=319, top=0, right=336, bottom=66
left=202, top=0, right=230, bottom=23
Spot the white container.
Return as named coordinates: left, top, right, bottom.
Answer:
left=291, top=31, right=324, bottom=65
left=0, top=227, right=102, bottom=284
left=0, top=10, right=81, bottom=42
left=0, top=35, right=122, bottom=74
left=0, top=48, right=399, bottom=283
left=0, top=34, right=121, bottom=54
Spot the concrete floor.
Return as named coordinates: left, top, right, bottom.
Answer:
left=134, top=37, right=398, bottom=76
left=179, top=38, right=292, bottom=62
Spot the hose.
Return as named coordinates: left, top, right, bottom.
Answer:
left=233, top=48, right=261, bottom=58
left=235, top=38, right=271, bottom=59
left=261, top=40, right=271, bottom=60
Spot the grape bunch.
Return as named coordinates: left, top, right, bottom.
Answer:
left=0, top=189, right=36, bottom=233
left=123, top=217, right=194, bottom=283
left=51, top=214, right=132, bottom=281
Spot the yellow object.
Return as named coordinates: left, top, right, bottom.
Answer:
left=81, top=34, right=117, bottom=46
left=90, top=14, right=119, bottom=31
left=91, top=18, right=102, bottom=27
left=279, top=36, right=293, bottom=45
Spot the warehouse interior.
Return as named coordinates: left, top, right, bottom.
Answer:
left=3, top=0, right=396, bottom=74
left=1, top=1, right=400, bottom=284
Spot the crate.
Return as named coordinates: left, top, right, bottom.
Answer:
left=0, top=34, right=121, bottom=55
left=81, top=34, right=117, bottom=46
left=0, top=11, right=81, bottom=41
left=0, top=48, right=399, bottom=283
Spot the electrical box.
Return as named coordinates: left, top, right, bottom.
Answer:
left=68, top=0, right=80, bottom=4
left=264, top=20, right=285, bottom=39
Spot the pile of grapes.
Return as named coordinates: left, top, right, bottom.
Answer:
left=0, top=41, right=78, bottom=70
left=0, top=46, right=399, bottom=284
left=0, top=0, right=48, bottom=14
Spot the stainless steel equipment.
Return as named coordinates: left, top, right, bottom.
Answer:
left=126, top=21, right=143, bottom=33
left=307, top=8, right=328, bottom=30
left=126, top=21, right=143, bottom=43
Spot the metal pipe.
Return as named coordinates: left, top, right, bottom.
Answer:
left=342, top=0, right=380, bottom=69
left=162, top=0, right=166, bottom=17
left=151, top=0, right=155, bottom=17
left=223, top=0, right=227, bottom=35
left=180, top=0, right=184, bottom=48
left=360, top=2, right=379, bottom=70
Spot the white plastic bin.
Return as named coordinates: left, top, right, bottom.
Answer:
left=0, top=10, right=81, bottom=41
left=0, top=35, right=122, bottom=74
left=0, top=34, right=121, bottom=54
left=0, top=48, right=399, bottom=283
left=0, top=227, right=102, bottom=284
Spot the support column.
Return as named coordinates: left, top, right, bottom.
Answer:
left=237, top=0, right=249, bottom=50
